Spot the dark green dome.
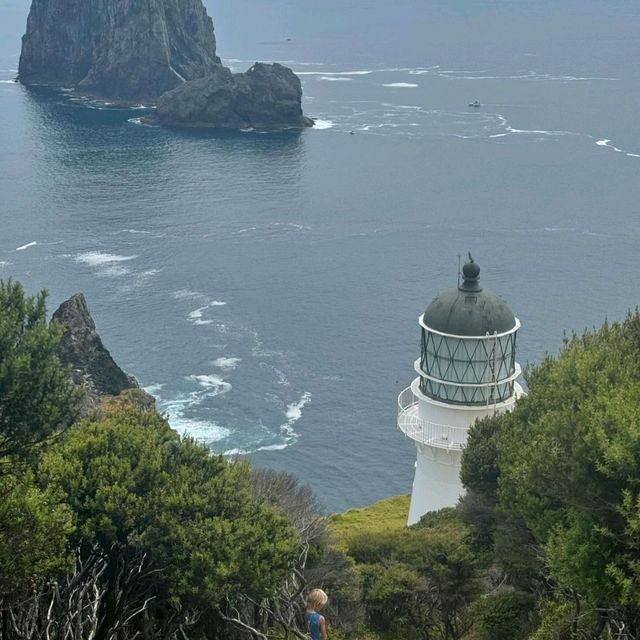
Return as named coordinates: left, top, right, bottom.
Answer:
left=422, top=258, right=516, bottom=337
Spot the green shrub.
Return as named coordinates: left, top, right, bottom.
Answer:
left=473, top=591, right=535, bottom=640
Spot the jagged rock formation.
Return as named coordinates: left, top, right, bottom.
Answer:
left=19, top=0, right=312, bottom=127
left=18, top=0, right=220, bottom=101
left=52, top=293, right=154, bottom=410
left=156, top=63, right=313, bottom=129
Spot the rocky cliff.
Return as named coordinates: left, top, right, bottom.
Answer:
left=19, top=0, right=220, bottom=101
left=52, top=293, right=154, bottom=410
left=156, top=63, right=313, bottom=129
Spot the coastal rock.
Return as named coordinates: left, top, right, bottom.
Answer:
left=156, top=63, right=313, bottom=129
left=18, top=0, right=220, bottom=101
left=52, top=293, right=154, bottom=409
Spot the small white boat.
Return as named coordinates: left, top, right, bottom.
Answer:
left=468, top=100, right=481, bottom=108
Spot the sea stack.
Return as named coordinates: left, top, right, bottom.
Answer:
left=19, top=0, right=221, bottom=101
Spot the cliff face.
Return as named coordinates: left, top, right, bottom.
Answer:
left=19, top=0, right=220, bottom=101
left=52, top=293, right=154, bottom=410
left=157, top=63, right=313, bottom=129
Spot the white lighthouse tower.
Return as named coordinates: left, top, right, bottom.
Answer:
left=397, top=256, right=523, bottom=525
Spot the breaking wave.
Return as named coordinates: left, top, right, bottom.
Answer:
left=212, top=357, right=242, bottom=370
left=15, top=241, right=37, bottom=251
left=74, top=251, right=137, bottom=266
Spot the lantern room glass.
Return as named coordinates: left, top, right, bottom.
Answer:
left=419, top=327, right=518, bottom=405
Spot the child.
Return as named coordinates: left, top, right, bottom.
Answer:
left=305, top=588, right=328, bottom=640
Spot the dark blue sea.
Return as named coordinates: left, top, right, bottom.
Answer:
left=2, top=0, right=640, bottom=512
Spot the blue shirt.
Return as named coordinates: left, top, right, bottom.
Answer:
left=306, top=611, right=322, bottom=640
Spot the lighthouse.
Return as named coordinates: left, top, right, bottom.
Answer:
left=397, top=256, right=523, bottom=525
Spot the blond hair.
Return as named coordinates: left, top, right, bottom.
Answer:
left=306, top=588, right=328, bottom=610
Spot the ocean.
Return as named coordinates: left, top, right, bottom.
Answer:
left=1, top=0, right=640, bottom=512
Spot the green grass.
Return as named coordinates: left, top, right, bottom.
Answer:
left=327, top=495, right=410, bottom=550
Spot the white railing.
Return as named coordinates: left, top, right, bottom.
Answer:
left=397, top=386, right=469, bottom=450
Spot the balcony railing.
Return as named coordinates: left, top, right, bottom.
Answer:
left=397, top=386, right=469, bottom=450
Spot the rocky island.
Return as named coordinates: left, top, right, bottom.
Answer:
left=155, top=62, right=313, bottom=129
left=18, top=0, right=312, bottom=129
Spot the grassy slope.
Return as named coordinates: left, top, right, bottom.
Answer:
left=327, top=494, right=410, bottom=550
left=318, top=496, right=410, bottom=640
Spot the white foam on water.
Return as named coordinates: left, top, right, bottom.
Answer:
left=297, top=70, right=371, bottom=76
left=115, top=268, right=160, bottom=289
left=224, top=443, right=289, bottom=456
left=273, top=222, right=311, bottom=231
left=15, top=241, right=37, bottom=251
left=212, top=357, right=242, bottom=370
left=102, top=265, right=132, bottom=278
left=436, top=70, right=618, bottom=82
left=118, top=228, right=154, bottom=235
left=175, top=418, right=231, bottom=444
left=593, top=138, right=640, bottom=158
left=318, top=76, right=353, bottom=82
left=281, top=391, right=312, bottom=436
left=161, top=393, right=231, bottom=443
left=186, top=374, right=232, bottom=396
left=188, top=300, right=227, bottom=323
left=236, top=222, right=309, bottom=235
left=193, top=319, right=214, bottom=326
left=75, top=251, right=137, bottom=266
left=312, top=119, right=334, bottom=130
left=382, top=82, right=418, bottom=88
left=128, top=117, right=144, bottom=125
left=286, top=392, right=311, bottom=422
left=596, top=139, right=624, bottom=153
left=0, top=261, right=10, bottom=267
left=505, top=126, right=574, bottom=137
left=143, top=383, right=165, bottom=396
left=250, top=443, right=290, bottom=453
left=279, top=60, right=328, bottom=67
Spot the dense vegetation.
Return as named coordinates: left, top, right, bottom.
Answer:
left=2, top=278, right=640, bottom=639
left=0, top=281, right=324, bottom=640
left=460, top=313, right=640, bottom=639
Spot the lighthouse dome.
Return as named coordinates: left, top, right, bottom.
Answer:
left=423, top=258, right=515, bottom=336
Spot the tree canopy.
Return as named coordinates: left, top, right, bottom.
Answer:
left=462, top=312, right=640, bottom=637
left=0, top=280, right=78, bottom=461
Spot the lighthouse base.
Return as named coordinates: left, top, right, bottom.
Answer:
left=407, top=444, right=463, bottom=526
